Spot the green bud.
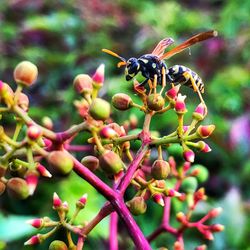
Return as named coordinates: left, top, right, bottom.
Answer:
left=49, top=240, right=68, bottom=250
left=112, top=93, right=133, bottom=110
left=147, top=93, right=165, bottom=111
left=190, top=164, right=209, bottom=183
left=89, top=98, right=110, bottom=121
left=0, top=181, right=6, bottom=195
left=151, top=160, right=170, bottom=180
left=47, top=151, right=74, bottom=175
left=127, top=129, right=142, bottom=150
left=181, top=177, right=198, bottom=193
left=81, top=156, right=99, bottom=172
left=99, top=150, right=124, bottom=175
left=127, top=196, right=147, bottom=216
left=7, top=177, right=29, bottom=199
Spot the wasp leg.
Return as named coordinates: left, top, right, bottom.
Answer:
left=160, top=67, right=166, bottom=95
left=153, top=74, right=158, bottom=94
left=182, top=71, right=205, bottom=104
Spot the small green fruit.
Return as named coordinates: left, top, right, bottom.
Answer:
left=181, top=177, right=198, bottom=193
left=191, top=164, right=209, bottom=183
left=127, top=196, right=147, bottom=216
left=49, top=240, right=68, bottom=250
left=151, top=160, right=170, bottom=180
left=99, top=150, right=124, bottom=175
left=81, top=155, right=99, bottom=172
left=7, top=177, right=29, bottom=199
left=47, top=151, right=74, bottom=175
left=147, top=93, right=165, bottom=111
left=89, top=98, right=110, bottom=121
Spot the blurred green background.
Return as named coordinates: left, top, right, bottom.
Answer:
left=0, top=0, right=250, bottom=249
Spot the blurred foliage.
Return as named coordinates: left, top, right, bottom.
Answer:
left=0, top=0, right=250, bottom=249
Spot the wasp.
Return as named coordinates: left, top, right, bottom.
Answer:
left=102, top=30, right=218, bottom=103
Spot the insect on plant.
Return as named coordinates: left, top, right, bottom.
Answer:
left=102, top=30, right=218, bottom=104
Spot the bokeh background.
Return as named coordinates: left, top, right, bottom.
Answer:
left=0, top=0, right=250, bottom=249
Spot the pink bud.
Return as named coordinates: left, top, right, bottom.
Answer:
left=198, top=141, right=212, bottom=153
left=152, top=193, right=165, bottom=206
left=183, top=162, right=191, bottom=171
left=210, top=224, right=224, bottom=232
left=203, top=230, right=214, bottom=240
left=193, top=103, right=207, bottom=120
left=100, top=126, right=118, bottom=138
left=166, top=84, right=181, bottom=100
left=183, top=149, right=195, bottom=163
left=167, top=189, right=182, bottom=197
left=53, top=192, right=62, bottom=209
left=43, top=138, right=52, bottom=148
left=62, top=201, right=69, bottom=212
left=92, top=64, right=105, bottom=85
left=183, top=125, right=189, bottom=133
left=17, top=93, right=29, bottom=111
left=176, top=212, right=186, bottom=223
left=24, top=235, right=41, bottom=245
left=27, top=125, right=42, bottom=140
left=26, top=218, right=43, bottom=229
left=25, top=171, right=39, bottom=195
left=175, top=94, right=187, bottom=113
left=79, top=193, right=88, bottom=205
left=36, top=163, right=52, bottom=178
left=197, top=125, right=215, bottom=138
left=195, top=245, right=207, bottom=250
left=208, top=207, right=223, bottom=218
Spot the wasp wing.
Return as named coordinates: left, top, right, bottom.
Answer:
left=151, top=38, right=174, bottom=57
left=159, top=30, right=218, bottom=60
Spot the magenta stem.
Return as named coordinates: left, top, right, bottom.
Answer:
left=65, top=144, right=92, bottom=152
left=109, top=212, right=118, bottom=250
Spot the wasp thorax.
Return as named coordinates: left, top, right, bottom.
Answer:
left=147, top=93, right=165, bottom=111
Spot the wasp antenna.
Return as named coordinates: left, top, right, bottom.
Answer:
left=102, top=49, right=126, bottom=62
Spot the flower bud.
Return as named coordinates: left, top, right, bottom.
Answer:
left=190, top=164, right=209, bottom=183
left=152, top=193, right=165, bottom=206
left=89, top=98, right=110, bottom=121
left=197, top=125, right=215, bottom=138
left=108, top=123, right=126, bottom=136
left=62, top=201, right=69, bottom=214
left=174, top=241, right=184, bottom=250
left=49, top=240, right=68, bottom=250
left=208, top=207, right=223, bottom=218
left=195, top=245, right=207, bottom=250
left=74, top=99, right=89, bottom=118
left=17, top=93, right=29, bottom=111
left=7, top=177, right=29, bottom=199
left=176, top=212, right=187, bottom=223
left=196, top=141, right=212, bottom=153
left=99, top=150, right=124, bottom=175
left=0, top=165, right=7, bottom=177
left=92, top=64, right=105, bottom=86
left=99, top=126, right=118, bottom=138
left=76, top=193, right=88, bottom=209
left=174, top=94, right=187, bottom=114
left=26, top=218, right=44, bottom=229
left=210, top=224, right=224, bottom=232
left=193, top=103, right=207, bottom=121
left=53, top=192, right=62, bottom=209
left=112, top=93, right=133, bottom=110
left=27, top=125, right=42, bottom=140
left=24, top=235, right=42, bottom=245
left=147, top=93, right=165, bottom=111
left=47, top=151, right=74, bottom=175
left=181, top=177, right=198, bottom=193
left=129, top=114, right=138, bottom=129
left=81, top=156, right=99, bottom=172
left=0, top=181, right=6, bottom=195
left=0, top=82, right=14, bottom=105
left=151, top=160, right=170, bottom=180
left=183, top=148, right=195, bottom=163
left=194, top=188, right=207, bottom=203
left=126, top=196, right=147, bottom=216
left=14, top=61, right=38, bottom=86
left=42, top=116, right=53, bottom=130
left=25, top=170, right=39, bottom=195
left=203, top=230, right=214, bottom=240
left=166, top=84, right=181, bottom=100
left=73, top=74, right=93, bottom=95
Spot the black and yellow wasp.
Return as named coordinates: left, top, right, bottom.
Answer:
left=102, top=30, right=218, bottom=102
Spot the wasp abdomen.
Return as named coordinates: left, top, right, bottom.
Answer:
left=167, top=65, right=204, bottom=93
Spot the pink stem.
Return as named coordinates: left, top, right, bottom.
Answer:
left=65, top=144, right=92, bottom=152
left=109, top=212, right=118, bottom=250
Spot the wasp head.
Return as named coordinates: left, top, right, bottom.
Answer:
left=125, top=58, right=140, bottom=81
